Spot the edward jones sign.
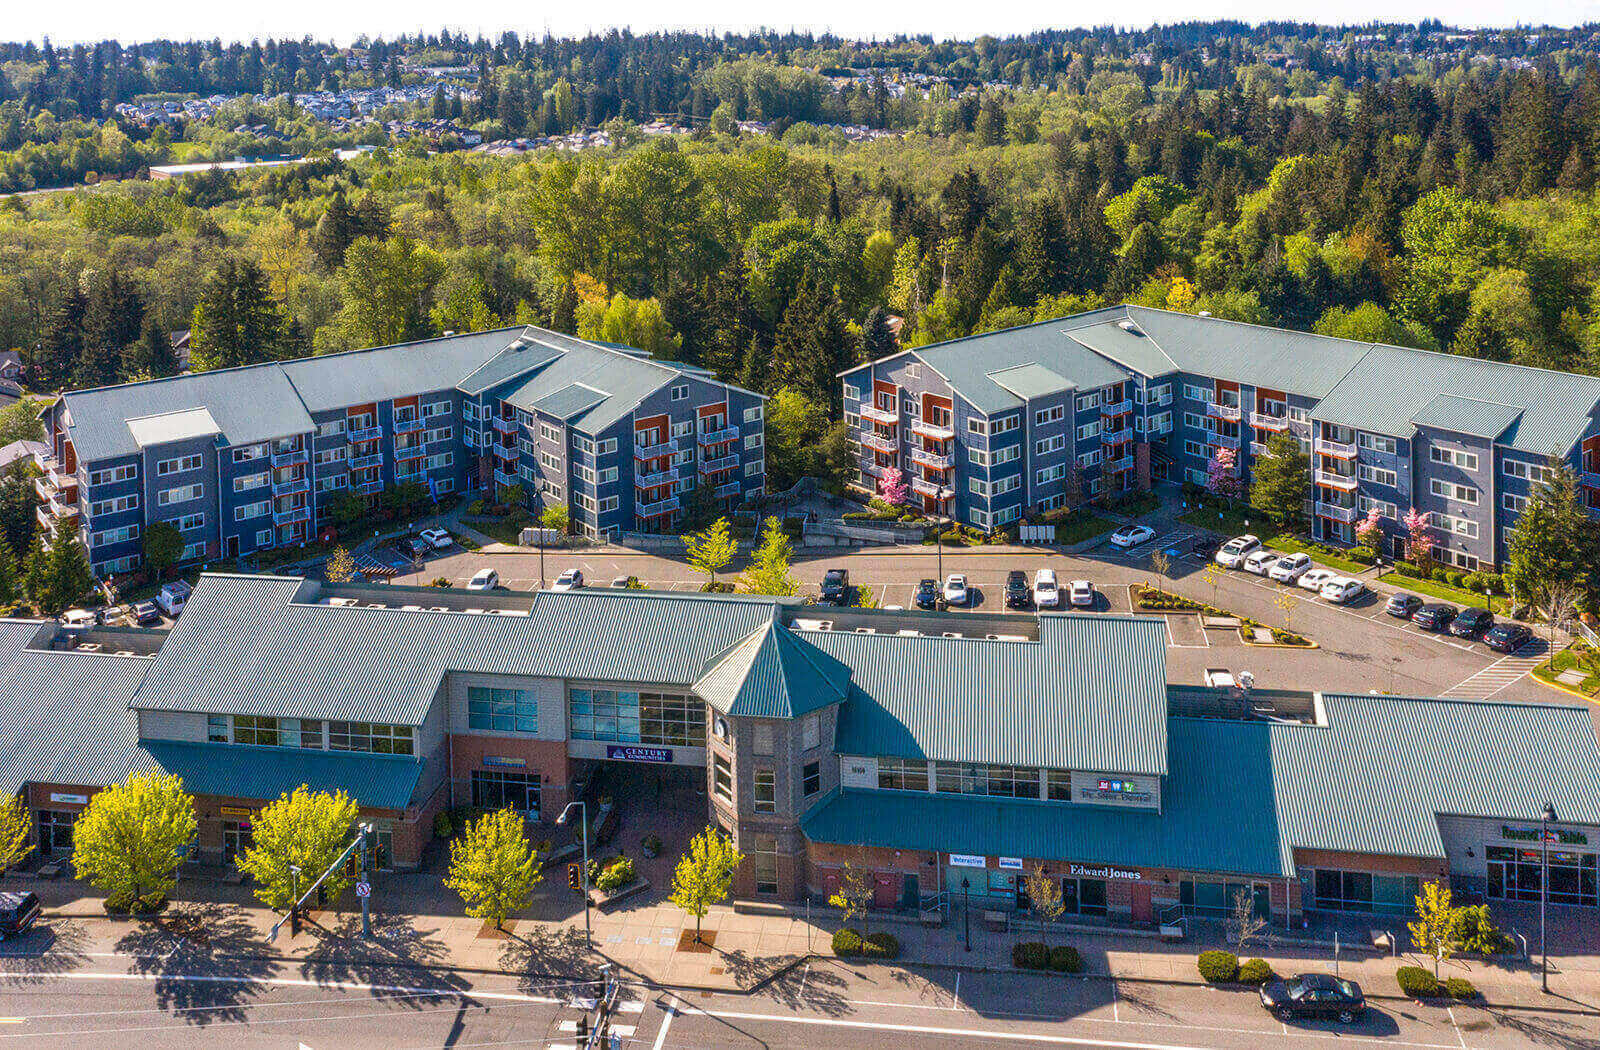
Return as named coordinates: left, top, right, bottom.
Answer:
left=1070, top=863, right=1143, bottom=881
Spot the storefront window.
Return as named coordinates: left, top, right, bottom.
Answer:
left=36, top=809, right=76, bottom=854
left=1486, top=846, right=1597, bottom=906
left=877, top=757, right=929, bottom=792
left=329, top=721, right=414, bottom=755
left=1046, top=769, right=1072, bottom=801
left=932, top=761, right=1042, bottom=798
left=569, top=688, right=705, bottom=748
left=470, top=770, right=540, bottom=816
left=1307, top=869, right=1419, bottom=914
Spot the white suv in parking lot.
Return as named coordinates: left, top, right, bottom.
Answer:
left=1214, top=535, right=1260, bottom=568
left=1242, top=549, right=1281, bottom=576
left=1268, top=552, right=1312, bottom=583
left=1033, top=569, right=1060, bottom=609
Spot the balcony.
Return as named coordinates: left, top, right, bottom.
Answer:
left=697, top=424, right=740, bottom=446
left=1314, top=436, right=1358, bottom=459
left=350, top=453, right=384, bottom=471
left=347, top=425, right=383, bottom=444
left=1316, top=501, right=1359, bottom=523
left=36, top=507, right=57, bottom=534
left=1100, top=397, right=1133, bottom=417
left=1249, top=442, right=1272, bottom=457
left=911, top=476, right=953, bottom=500
left=636, top=465, right=680, bottom=489
left=634, top=439, right=675, bottom=461
left=354, top=480, right=384, bottom=496
left=1580, top=471, right=1600, bottom=491
left=860, top=460, right=886, bottom=478
left=394, top=467, right=423, bottom=482
left=699, top=453, right=740, bottom=476
left=859, top=403, right=898, bottom=426
left=1206, top=402, right=1242, bottom=422
left=491, top=417, right=519, bottom=435
left=860, top=431, right=898, bottom=454
left=635, top=495, right=681, bottom=518
left=493, top=468, right=521, bottom=489
left=910, top=447, right=954, bottom=470
left=1211, top=432, right=1241, bottom=450
left=392, top=416, right=425, bottom=434
left=394, top=445, right=426, bottom=461
left=271, top=476, right=309, bottom=497
left=911, top=419, right=956, bottom=441
left=1104, top=455, right=1134, bottom=474
left=1314, top=469, right=1358, bottom=492
left=715, top=481, right=742, bottom=498
left=1249, top=411, right=1288, bottom=431
left=270, top=448, right=308, bottom=469
left=273, top=505, right=310, bottom=526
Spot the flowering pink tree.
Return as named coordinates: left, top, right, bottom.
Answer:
left=1355, top=506, right=1384, bottom=550
left=1206, top=447, right=1240, bottom=499
left=1403, top=506, right=1433, bottom=567
left=879, top=466, right=910, bottom=506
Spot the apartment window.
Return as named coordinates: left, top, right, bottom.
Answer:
left=802, top=761, right=821, bottom=797
left=968, top=448, right=990, bottom=467
left=991, top=413, right=1019, bottom=435
left=1429, top=478, right=1479, bottom=505
left=467, top=686, right=538, bottom=734
left=744, top=459, right=763, bottom=477
left=255, top=529, right=274, bottom=546
left=424, top=426, right=453, bottom=444
left=574, top=463, right=596, bottom=486
left=156, top=454, right=203, bottom=476
left=179, top=541, right=206, bottom=561
left=234, top=501, right=269, bottom=521
left=157, top=484, right=203, bottom=507
left=233, top=472, right=269, bottom=493
left=1288, top=406, right=1311, bottom=424
left=1440, top=548, right=1481, bottom=571
left=317, top=475, right=348, bottom=494
left=328, top=721, right=414, bottom=756
left=1504, top=460, right=1555, bottom=486
left=752, top=833, right=779, bottom=895
left=877, top=756, right=929, bottom=792
left=969, top=507, right=991, bottom=529
left=597, top=438, right=617, bottom=455
left=671, top=384, right=689, bottom=401
left=1076, top=421, right=1101, bottom=441
left=1077, top=449, right=1102, bottom=468
left=88, top=464, right=138, bottom=486
left=744, top=432, right=763, bottom=450
left=422, top=400, right=452, bottom=419
left=425, top=452, right=453, bottom=470
left=597, top=495, right=618, bottom=513
left=992, top=445, right=1020, bottom=465
left=539, top=423, right=561, bottom=444
left=1183, top=383, right=1214, bottom=403
left=538, top=451, right=561, bottom=473
left=904, top=363, right=921, bottom=379
left=1034, top=434, right=1066, bottom=455
left=1184, top=439, right=1207, bottom=458
left=88, top=494, right=139, bottom=517
left=316, top=419, right=346, bottom=438
left=968, top=418, right=988, bottom=436
left=901, top=395, right=919, bottom=416
left=1358, top=433, right=1398, bottom=455
left=1503, top=492, right=1529, bottom=515
left=1358, top=495, right=1398, bottom=519
left=1428, top=512, right=1479, bottom=540
left=754, top=770, right=777, bottom=813
left=969, top=477, right=990, bottom=497
left=1075, top=393, right=1100, bottom=412
left=1183, top=411, right=1208, bottom=431
left=842, top=383, right=861, bottom=402
left=1035, top=405, right=1065, bottom=425
left=315, top=447, right=348, bottom=466
left=1036, top=464, right=1066, bottom=485
left=1429, top=447, right=1479, bottom=471
left=170, top=512, right=205, bottom=532
left=231, top=444, right=265, bottom=462
left=743, top=404, right=763, bottom=424
left=1358, top=464, right=1398, bottom=488
left=993, top=474, right=1020, bottom=494
left=713, top=754, right=733, bottom=802
left=802, top=713, right=821, bottom=750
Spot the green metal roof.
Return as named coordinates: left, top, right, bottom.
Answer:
left=985, top=363, right=1075, bottom=401
left=1409, top=393, right=1523, bottom=441
left=909, top=317, right=1132, bottom=415
left=695, top=621, right=851, bottom=719
left=532, top=383, right=611, bottom=422
left=141, top=740, right=421, bottom=811
left=278, top=327, right=518, bottom=411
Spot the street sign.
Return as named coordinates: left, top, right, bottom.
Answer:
left=355, top=881, right=371, bottom=898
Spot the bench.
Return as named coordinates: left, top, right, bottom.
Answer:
left=982, top=910, right=1008, bottom=932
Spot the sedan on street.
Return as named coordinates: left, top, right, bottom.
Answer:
left=943, top=574, right=970, bottom=606
left=1109, top=524, right=1156, bottom=549
left=914, top=579, right=941, bottom=610
left=1069, top=579, right=1095, bottom=607
left=1449, top=606, right=1495, bottom=640
left=1385, top=593, right=1423, bottom=618
left=1319, top=577, right=1365, bottom=604
left=1411, top=603, right=1457, bottom=631
left=1260, top=973, right=1366, bottom=1024
left=551, top=569, right=585, bottom=592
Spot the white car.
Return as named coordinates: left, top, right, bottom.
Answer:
left=61, top=609, right=97, bottom=628
left=1069, top=579, right=1095, bottom=607
left=1242, top=550, right=1281, bottom=576
left=1213, top=535, right=1261, bottom=568
left=466, top=568, right=500, bottom=591
left=418, top=527, right=453, bottom=550
left=942, top=574, right=970, bottom=606
left=1109, top=524, right=1156, bottom=549
left=1297, top=568, right=1339, bottom=593
left=1268, top=552, right=1312, bottom=583
left=1033, top=569, right=1060, bottom=609
left=551, top=569, right=584, bottom=592
left=1320, top=577, right=1366, bottom=604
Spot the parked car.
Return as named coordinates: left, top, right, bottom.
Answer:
left=1385, top=593, right=1423, bottom=618
left=551, top=569, right=585, bottom=592
left=914, top=579, right=940, bottom=609
left=943, top=574, right=970, bottom=606
left=610, top=575, right=641, bottom=589
left=418, top=527, right=453, bottom=549
left=1109, top=523, right=1156, bottom=549
left=61, top=609, right=96, bottom=629
left=1242, top=549, right=1281, bottom=576
left=403, top=536, right=432, bottom=559
left=1188, top=537, right=1219, bottom=559
left=1033, top=569, right=1060, bottom=609
left=156, top=579, right=192, bottom=617
left=1320, top=577, right=1365, bottom=604
left=0, top=891, right=40, bottom=942
left=1069, top=579, right=1095, bottom=607
left=466, top=568, right=500, bottom=591
left=1297, top=568, right=1339, bottom=593
left=1411, top=603, right=1457, bottom=631
left=1214, top=535, right=1261, bottom=568
left=820, top=568, right=850, bottom=605
left=1260, top=973, right=1366, bottom=1024
left=1484, top=622, right=1533, bottom=653
left=132, top=600, right=161, bottom=626
left=1004, top=570, right=1031, bottom=609
left=1268, top=552, right=1312, bottom=583
left=1449, top=606, right=1495, bottom=640
left=99, top=605, right=128, bottom=625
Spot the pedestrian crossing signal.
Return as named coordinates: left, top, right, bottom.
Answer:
left=568, top=863, right=581, bottom=891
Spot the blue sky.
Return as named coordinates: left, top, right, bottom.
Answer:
left=15, top=0, right=1584, bottom=46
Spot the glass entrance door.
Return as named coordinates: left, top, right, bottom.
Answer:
left=1486, top=847, right=1598, bottom=906
left=222, top=820, right=253, bottom=863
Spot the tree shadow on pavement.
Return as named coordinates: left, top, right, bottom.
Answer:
left=297, top=911, right=468, bottom=1004
left=0, top=917, right=88, bottom=982
left=1481, top=1006, right=1600, bottom=1050
left=113, top=901, right=273, bottom=1025
left=751, top=955, right=852, bottom=1017
left=497, top=922, right=606, bottom=994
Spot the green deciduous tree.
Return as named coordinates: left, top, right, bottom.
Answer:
left=575, top=293, right=681, bottom=355
left=1408, top=880, right=1463, bottom=978
left=737, top=516, right=800, bottom=596
left=335, top=235, right=446, bottom=349
left=682, top=517, right=737, bottom=588
left=763, top=386, right=830, bottom=490
left=71, top=770, right=197, bottom=907
left=141, top=521, right=183, bottom=581
left=325, top=546, right=357, bottom=583
left=0, top=792, right=34, bottom=875
left=670, top=825, right=743, bottom=944
left=1248, top=431, right=1311, bottom=528
left=444, top=808, right=543, bottom=930
left=236, top=786, right=359, bottom=911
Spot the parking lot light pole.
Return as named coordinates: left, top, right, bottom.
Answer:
left=289, top=864, right=302, bottom=936
left=961, top=876, right=971, bottom=952
left=559, top=801, right=591, bottom=948
left=1541, top=801, right=1556, bottom=993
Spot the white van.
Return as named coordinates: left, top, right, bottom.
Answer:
left=157, top=579, right=192, bottom=617
left=1033, top=569, right=1061, bottom=609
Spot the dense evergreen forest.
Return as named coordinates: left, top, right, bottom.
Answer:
left=5, top=21, right=1600, bottom=475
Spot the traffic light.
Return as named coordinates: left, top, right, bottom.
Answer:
left=568, top=863, right=581, bottom=891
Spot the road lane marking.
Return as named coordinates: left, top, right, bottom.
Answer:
left=0, top=970, right=563, bottom=1003
left=651, top=1005, right=675, bottom=1050
left=675, top=1008, right=1216, bottom=1049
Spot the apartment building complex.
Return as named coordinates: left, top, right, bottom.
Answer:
left=36, top=326, right=765, bottom=575
left=842, top=306, right=1600, bottom=569
left=3, top=574, right=1597, bottom=918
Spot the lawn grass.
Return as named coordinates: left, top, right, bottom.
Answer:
left=1380, top=571, right=1507, bottom=613
left=469, top=516, right=529, bottom=545
left=1531, top=644, right=1599, bottom=698
left=1054, top=510, right=1118, bottom=545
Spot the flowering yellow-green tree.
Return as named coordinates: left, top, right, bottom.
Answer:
left=237, top=787, right=359, bottom=910
left=0, top=793, right=34, bottom=875
left=71, top=770, right=196, bottom=907
left=444, top=809, right=543, bottom=930
left=670, top=826, right=742, bottom=944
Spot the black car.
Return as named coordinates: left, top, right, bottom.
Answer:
left=1411, top=603, right=1456, bottom=631
left=132, top=600, right=161, bottom=625
left=1484, top=622, right=1533, bottom=653
left=0, top=891, right=40, bottom=941
left=1449, top=606, right=1496, bottom=640
left=1260, top=973, right=1366, bottom=1024
left=1005, top=570, right=1032, bottom=609
left=1384, top=593, right=1422, bottom=618
left=1188, top=537, right=1218, bottom=559
left=820, top=568, right=850, bottom=605
left=914, top=579, right=941, bottom=610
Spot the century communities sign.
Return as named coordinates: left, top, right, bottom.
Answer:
left=1070, top=863, right=1143, bottom=881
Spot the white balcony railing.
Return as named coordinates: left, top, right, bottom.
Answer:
left=635, top=466, right=680, bottom=489
left=911, top=419, right=955, bottom=441
left=271, top=448, right=308, bottom=468
left=1212, top=432, right=1241, bottom=449
left=859, top=403, right=898, bottom=425
left=491, top=417, right=519, bottom=435
left=635, top=495, right=681, bottom=518
left=1314, top=436, right=1358, bottom=459
left=910, top=447, right=954, bottom=470
left=1206, top=402, right=1242, bottom=422
left=860, top=431, right=898, bottom=454
left=1104, top=455, right=1134, bottom=473
left=1314, top=469, right=1358, bottom=492
left=699, top=453, right=740, bottom=475
left=392, top=416, right=425, bottom=434
left=347, top=425, right=384, bottom=444
left=1100, top=397, right=1133, bottom=417
left=634, top=439, right=674, bottom=461
left=1316, top=501, right=1359, bottom=523
left=696, top=424, right=740, bottom=446
left=911, top=476, right=953, bottom=500
left=1249, top=411, right=1288, bottom=431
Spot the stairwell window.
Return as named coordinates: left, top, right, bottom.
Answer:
left=754, top=770, right=777, bottom=813
left=713, top=754, right=733, bottom=802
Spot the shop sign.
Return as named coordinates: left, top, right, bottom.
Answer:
left=607, top=745, right=673, bottom=763
left=48, top=793, right=87, bottom=805
left=1070, top=862, right=1143, bottom=881
left=997, top=857, right=1024, bottom=871
left=219, top=806, right=253, bottom=818
left=1502, top=824, right=1587, bottom=846
left=482, top=755, right=526, bottom=768
left=948, top=853, right=987, bottom=868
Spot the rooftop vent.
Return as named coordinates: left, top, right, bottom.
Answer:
left=896, top=629, right=920, bottom=637
left=401, top=605, right=423, bottom=611
left=429, top=606, right=448, bottom=613
left=115, top=650, right=136, bottom=656
left=1197, top=310, right=1211, bottom=317
left=942, top=631, right=962, bottom=638
left=1118, top=319, right=1142, bottom=335
left=77, top=643, right=102, bottom=652
left=855, top=627, right=876, bottom=634
left=328, top=597, right=359, bottom=607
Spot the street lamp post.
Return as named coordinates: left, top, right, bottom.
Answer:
left=1541, top=801, right=1557, bottom=994
left=559, top=801, right=591, bottom=948
left=289, top=864, right=302, bottom=936
left=961, top=876, right=971, bottom=952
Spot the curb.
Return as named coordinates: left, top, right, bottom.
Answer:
left=1529, top=672, right=1599, bottom=705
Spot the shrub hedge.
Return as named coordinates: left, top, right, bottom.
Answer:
left=834, top=928, right=899, bottom=958
left=1238, top=958, right=1275, bottom=985
left=1444, top=977, right=1477, bottom=1000
left=104, top=893, right=167, bottom=915
left=1049, top=945, right=1084, bottom=973
left=1396, top=966, right=1441, bottom=998
left=1197, top=950, right=1240, bottom=983
left=1013, top=941, right=1050, bottom=969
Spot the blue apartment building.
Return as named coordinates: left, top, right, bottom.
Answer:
left=36, top=326, right=765, bottom=575
left=842, top=306, right=1600, bottom=569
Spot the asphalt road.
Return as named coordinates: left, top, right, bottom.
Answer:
left=0, top=954, right=1591, bottom=1050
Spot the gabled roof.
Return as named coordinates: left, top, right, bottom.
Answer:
left=278, top=327, right=519, bottom=411
left=533, top=383, right=611, bottom=422
left=1408, top=393, right=1523, bottom=442
left=695, top=621, right=851, bottom=719
left=907, top=316, right=1132, bottom=415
